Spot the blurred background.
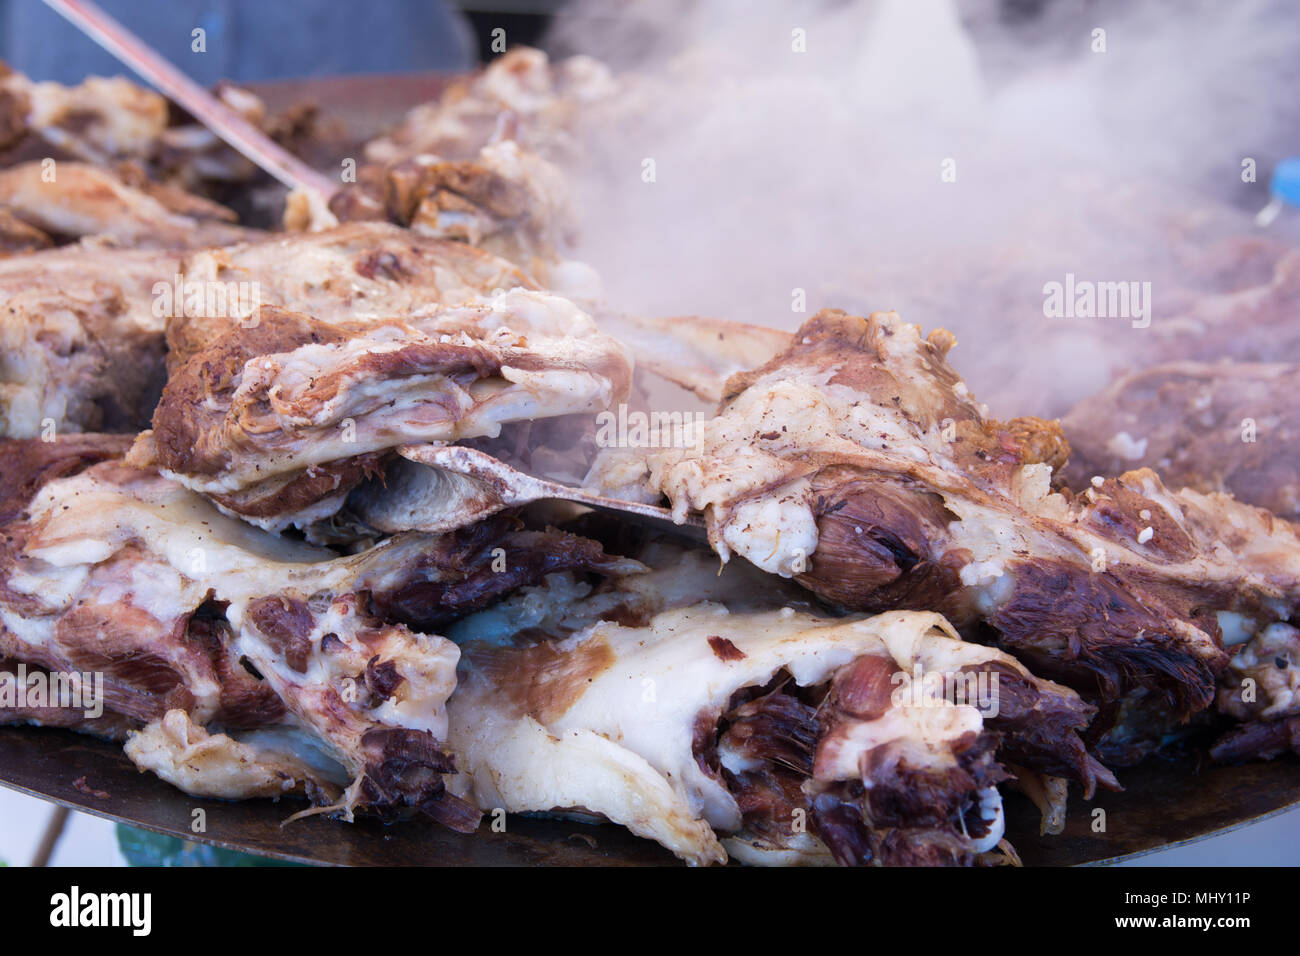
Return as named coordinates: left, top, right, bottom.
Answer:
left=1, top=0, right=1298, bottom=865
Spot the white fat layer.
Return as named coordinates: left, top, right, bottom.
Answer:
left=14, top=466, right=463, bottom=795
left=1218, top=611, right=1258, bottom=647
left=125, top=710, right=340, bottom=800
left=450, top=606, right=1037, bottom=866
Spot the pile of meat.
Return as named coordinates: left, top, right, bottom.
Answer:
left=1, top=47, right=1298, bottom=868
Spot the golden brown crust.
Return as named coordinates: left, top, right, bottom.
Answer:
left=150, top=305, right=356, bottom=478
left=1062, top=360, right=1300, bottom=519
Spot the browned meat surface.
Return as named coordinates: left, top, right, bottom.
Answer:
left=0, top=434, right=654, bottom=828
left=1062, top=361, right=1300, bottom=519
left=0, top=439, right=462, bottom=823
left=136, top=292, right=632, bottom=532
left=2, top=222, right=542, bottom=443
left=163, top=221, right=538, bottom=369
left=0, top=68, right=167, bottom=167
left=0, top=244, right=176, bottom=437
left=0, top=64, right=331, bottom=214
left=591, top=309, right=1300, bottom=724
left=450, top=602, right=1108, bottom=866
left=0, top=161, right=251, bottom=249
left=330, top=141, right=572, bottom=283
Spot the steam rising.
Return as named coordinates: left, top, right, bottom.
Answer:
left=546, top=0, right=1300, bottom=416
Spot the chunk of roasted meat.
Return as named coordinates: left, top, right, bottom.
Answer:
left=0, top=159, right=253, bottom=440
left=0, top=161, right=250, bottom=249
left=0, top=441, right=466, bottom=824
left=1, top=221, right=544, bottom=442
left=328, top=141, right=574, bottom=284
left=132, top=290, right=632, bottom=532
left=449, top=605, right=1111, bottom=866
left=0, top=244, right=178, bottom=437
left=164, top=221, right=538, bottom=369
left=363, top=46, right=619, bottom=167
left=329, top=47, right=630, bottom=286
left=0, top=67, right=167, bottom=166
left=0, top=437, right=639, bottom=828
left=1062, top=361, right=1300, bottom=520
left=589, top=309, right=1300, bottom=722
left=0, top=63, right=328, bottom=205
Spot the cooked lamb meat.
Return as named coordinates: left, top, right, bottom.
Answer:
left=0, top=244, right=178, bottom=437
left=329, top=140, right=574, bottom=284
left=2, top=222, right=542, bottom=441
left=0, top=161, right=250, bottom=248
left=164, top=221, right=537, bottom=368
left=0, top=64, right=328, bottom=210
left=0, top=67, right=167, bottom=167
left=0, top=444, right=326, bottom=738
left=448, top=605, right=1110, bottom=866
left=588, top=309, right=1300, bottom=721
left=1061, top=361, right=1300, bottom=520
left=363, top=47, right=619, bottom=167
left=0, top=451, right=465, bottom=813
left=0, top=436, right=642, bottom=826
left=162, top=221, right=779, bottom=428
left=335, top=47, right=629, bottom=288
left=134, top=290, right=632, bottom=533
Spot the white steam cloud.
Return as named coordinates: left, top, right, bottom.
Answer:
left=546, top=0, right=1300, bottom=416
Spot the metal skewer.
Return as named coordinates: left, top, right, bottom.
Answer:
left=397, top=444, right=707, bottom=535
left=42, top=0, right=336, bottom=200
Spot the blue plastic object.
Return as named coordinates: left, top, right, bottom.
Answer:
left=115, top=824, right=304, bottom=867
left=1271, top=157, right=1300, bottom=205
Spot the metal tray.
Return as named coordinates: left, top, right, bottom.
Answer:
left=2, top=725, right=1298, bottom=866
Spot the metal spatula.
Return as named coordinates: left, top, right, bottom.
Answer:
left=43, top=0, right=336, bottom=199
